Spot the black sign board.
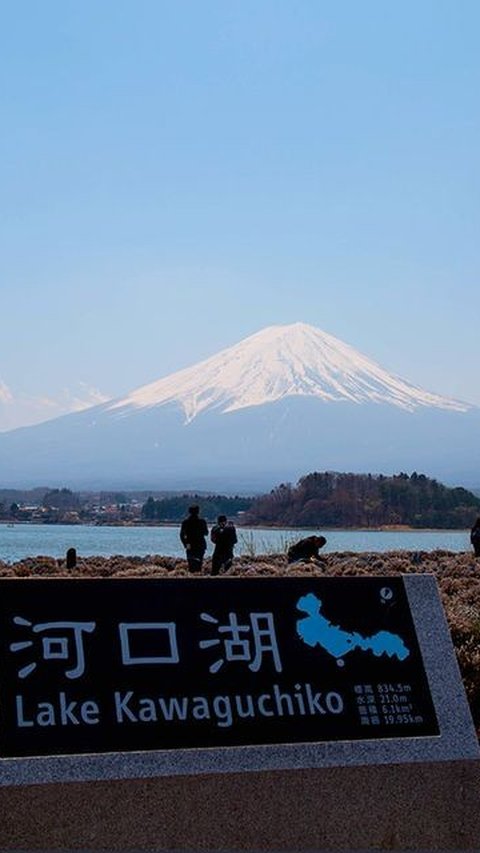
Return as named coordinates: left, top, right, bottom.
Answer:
left=0, top=577, right=439, bottom=758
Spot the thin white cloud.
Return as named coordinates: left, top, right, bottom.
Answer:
left=68, top=382, right=111, bottom=412
left=36, top=384, right=110, bottom=413
left=0, top=379, right=13, bottom=404
left=0, top=382, right=111, bottom=432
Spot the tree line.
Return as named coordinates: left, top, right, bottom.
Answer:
left=141, top=494, right=252, bottom=522
left=243, top=472, right=480, bottom=529
left=2, top=474, right=479, bottom=529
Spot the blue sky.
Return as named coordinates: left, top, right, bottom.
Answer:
left=1, top=1, right=479, bottom=428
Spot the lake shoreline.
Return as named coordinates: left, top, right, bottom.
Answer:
left=0, top=520, right=471, bottom=532
left=0, top=522, right=472, bottom=564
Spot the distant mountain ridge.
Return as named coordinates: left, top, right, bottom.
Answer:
left=0, top=323, right=478, bottom=489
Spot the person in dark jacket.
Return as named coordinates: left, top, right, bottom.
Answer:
left=287, top=535, right=327, bottom=564
left=210, top=515, right=237, bottom=575
left=180, top=505, right=208, bottom=573
left=471, top=517, right=480, bottom=557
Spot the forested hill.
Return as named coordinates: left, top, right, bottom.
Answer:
left=141, top=494, right=252, bottom=522
left=244, top=472, right=480, bottom=529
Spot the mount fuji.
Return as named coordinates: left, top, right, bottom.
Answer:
left=1, top=322, right=479, bottom=490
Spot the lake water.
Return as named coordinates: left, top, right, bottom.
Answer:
left=0, top=523, right=471, bottom=563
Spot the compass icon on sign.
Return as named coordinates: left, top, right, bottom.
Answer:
left=380, top=587, right=393, bottom=603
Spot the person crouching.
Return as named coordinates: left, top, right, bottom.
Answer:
left=287, top=535, right=327, bottom=565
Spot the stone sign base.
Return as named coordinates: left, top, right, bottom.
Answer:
left=0, top=759, right=479, bottom=850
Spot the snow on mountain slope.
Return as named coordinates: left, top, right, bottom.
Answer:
left=107, top=322, right=469, bottom=421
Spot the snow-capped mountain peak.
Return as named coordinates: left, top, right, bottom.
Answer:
left=1, top=322, right=477, bottom=491
left=107, top=322, right=469, bottom=421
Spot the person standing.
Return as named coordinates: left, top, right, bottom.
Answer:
left=180, top=505, right=208, bottom=573
left=210, top=515, right=237, bottom=575
left=471, top=517, right=480, bottom=557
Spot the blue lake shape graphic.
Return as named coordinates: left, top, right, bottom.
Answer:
left=296, top=592, right=409, bottom=666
